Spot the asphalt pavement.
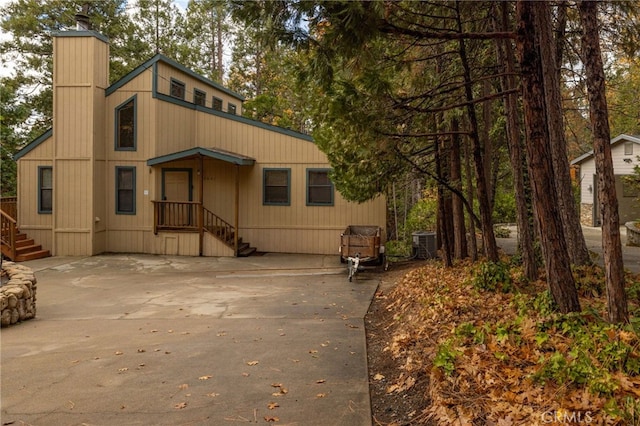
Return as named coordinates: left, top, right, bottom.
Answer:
left=496, top=225, right=640, bottom=273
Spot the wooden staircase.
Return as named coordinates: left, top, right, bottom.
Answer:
left=3, top=231, right=51, bottom=262
left=203, top=208, right=256, bottom=257
left=1, top=198, right=51, bottom=262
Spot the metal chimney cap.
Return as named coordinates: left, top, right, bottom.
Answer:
left=75, top=4, right=91, bottom=30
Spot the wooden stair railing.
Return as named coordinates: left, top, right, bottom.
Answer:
left=202, top=207, right=235, bottom=247
left=152, top=201, right=256, bottom=257
left=0, top=209, right=17, bottom=261
left=0, top=198, right=50, bottom=262
left=202, top=207, right=256, bottom=257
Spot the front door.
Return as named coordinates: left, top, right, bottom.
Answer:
left=162, top=169, right=193, bottom=226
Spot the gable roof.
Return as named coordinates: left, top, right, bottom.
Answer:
left=106, top=53, right=245, bottom=101
left=13, top=128, right=53, bottom=161
left=147, top=147, right=255, bottom=166
left=570, top=134, right=640, bottom=165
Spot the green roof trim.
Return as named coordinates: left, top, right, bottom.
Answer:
left=154, top=92, right=314, bottom=142
left=13, top=128, right=53, bottom=161
left=147, top=147, right=256, bottom=166
left=106, top=54, right=244, bottom=101
left=52, top=30, right=109, bottom=44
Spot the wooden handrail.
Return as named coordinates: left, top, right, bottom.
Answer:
left=202, top=207, right=236, bottom=251
left=152, top=200, right=200, bottom=234
left=151, top=201, right=237, bottom=254
left=0, top=209, right=17, bottom=260
left=1, top=197, right=17, bottom=221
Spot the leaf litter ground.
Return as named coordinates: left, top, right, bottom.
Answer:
left=365, top=259, right=640, bottom=425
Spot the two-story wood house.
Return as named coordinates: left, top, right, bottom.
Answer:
left=7, top=29, right=386, bottom=259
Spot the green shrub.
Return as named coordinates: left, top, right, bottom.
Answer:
left=472, top=261, right=513, bottom=293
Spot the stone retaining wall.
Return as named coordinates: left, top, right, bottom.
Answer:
left=627, top=222, right=640, bottom=247
left=1, top=261, right=37, bottom=327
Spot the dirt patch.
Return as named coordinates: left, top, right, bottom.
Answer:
left=365, top=260, right=435, bottom=426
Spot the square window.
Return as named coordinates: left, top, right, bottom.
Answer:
left=194, top=89, right=206, bottom=106
left=116, top=96, right=136, bottom=150
left=212, top=97, right=223, bottom=111
left=170, top=78, right=186, bottom=100
left=116, top=167, right=136, bottom=214
left=38, top=166, right=52, bottom=214
left=228, top=103, right=237, bottom=115
left=263, top=169, right=290, bottom=205
left=625, top=142, right=634, bottom=156
left=307, top=169, right=334, bottom=205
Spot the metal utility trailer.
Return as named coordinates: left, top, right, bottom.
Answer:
left=339, top=225, right=384, bottom=265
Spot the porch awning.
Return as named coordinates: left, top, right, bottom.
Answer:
left=146, top=147, right=255, bottom=166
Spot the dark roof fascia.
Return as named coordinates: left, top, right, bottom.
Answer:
left=51, top=30, right=109, bottom=44
left=147, top=147, right=256, bottom=166
left=570, top=134, right=640, bottom=165
left=157, top=54, right=245, bottom=101
left=106, top=54, right=161, bottom=96
left=106, top=53, right=245, bottom=102
left=13, top=128, right=53, bottom=161
left=154, top=92, right=314, bottom=143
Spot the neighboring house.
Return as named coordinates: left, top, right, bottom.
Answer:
left=9, top=29, right=386, bottom=259
left=571, top=134, right=640, bottom=227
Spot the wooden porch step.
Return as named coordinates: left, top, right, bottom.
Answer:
left=16, top=249, right=51, bottom=262
left=15, top=238, right=35, bottom=248
left=2, top=230, right=51, bottom=262
left=237, top=241, right=257, bottom=257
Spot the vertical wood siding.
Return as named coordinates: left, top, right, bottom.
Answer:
left=18, top=41, right=386, bottom=257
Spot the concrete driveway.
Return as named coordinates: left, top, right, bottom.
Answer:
left=1, top=254, right=379, bottom=426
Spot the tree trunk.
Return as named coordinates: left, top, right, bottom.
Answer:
left=436, top=136, right=453, bottom=267
left=516, top=0, right=580, bottom=313
left=455, top=0, right=499, bottom=262
left=450, top=118, right=468, bottom=259
left=538, top=0, right=592, bottom=266
left=464, top=137, right=478, bottom=261
left=578, top=0, right=628, bottom=323
left=495, top=1, right=537, bottom=281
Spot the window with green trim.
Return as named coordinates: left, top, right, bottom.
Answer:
left=38, top=166, right=53, bottom=214
left=170, top=78, right=186, bottom=100
left=228, top=103, right=237, bottom=115
left=115, top=96, right=136, bottom=150
left=212, top=97, right=223, bottom=111
left=307, top=169, right=334, bottom=206
left=194, top=89, right=206, bottom=106
left=263, top=169, right=290, bottom=205
left=116, top=166, right=136, bottom=214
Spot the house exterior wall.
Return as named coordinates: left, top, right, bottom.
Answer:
left=16, top=138, right=54, bottom=251
left=104, top=73, right=158, bottom=254
left=575, top=137, right=640, bottom=226
left=51, top=33, right=109, bottom=256
left=155, top=62, right=243, bottom=115
left=15, top=31, right=387, bottom=258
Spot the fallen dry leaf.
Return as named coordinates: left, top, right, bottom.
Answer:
left=174, top=402, right=187, bottom=409
left=373, top=373, right=385, bottom=381
left=118, top=368, right=128, bottom=373
left=316, top=379, right=326, bottom=384
left=267, top=402, right=279, bottom=410
left=178, top=384, right=189, bottom=390
left=246, top=360, right=259, bottom=366
left=206, top=392, right=220, bottom=397
left=264, top=416, right=279, bottom=422
left=316, top=393, right=326, bottom=398
left=114, top=351, right=123, bottom=355
left=198, top=375, right=212, bottom=380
